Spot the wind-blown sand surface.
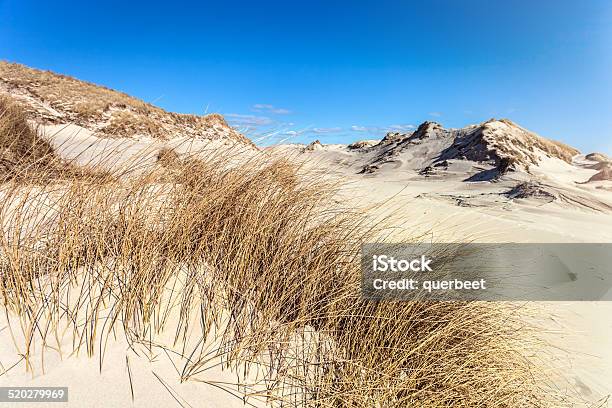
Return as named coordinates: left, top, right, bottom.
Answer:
left=2, top=123, right=612, bottom=406
left=347, top=178, right=612, bottom=402
left=269, top=138, right=612, bottom=404
left=2, top=63, right=611, bottom=405
left=42, top=123, right=257, bottom=172
left=0, top=320, right=263, bottom=408
left=0, top=124, right=264, bottom=407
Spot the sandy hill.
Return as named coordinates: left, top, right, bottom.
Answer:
left=0, top=61, right=251, bottom=145
left=356, top=119, right=579, bottom=179
left=270, top=119, right=611, bottom=212
left=584, top=152, right=612, bottom=182
left=270, top=119, right=586, bottom=183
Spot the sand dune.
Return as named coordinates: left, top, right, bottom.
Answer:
left=1, top=63, right=611, bottom=407
left=268, top=128, right=612, bottom=402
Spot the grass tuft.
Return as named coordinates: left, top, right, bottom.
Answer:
left=0, top=141, right=562, bottom=406
left=0, top=95, right=109, bottom=182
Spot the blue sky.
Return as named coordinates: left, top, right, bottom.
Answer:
left=1, top=0, right=611, bottom=152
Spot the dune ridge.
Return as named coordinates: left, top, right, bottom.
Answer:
left=0, top=61, right=252, bottom=144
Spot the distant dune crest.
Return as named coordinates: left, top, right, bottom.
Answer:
left=0, top=61, right=252, bottom=145
left=584, top=152, right=612, bottom=182
left=357, top=119, right=580, bottom=176
left=270, top=117, right=610, bottom=212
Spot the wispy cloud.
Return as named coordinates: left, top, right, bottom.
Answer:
left=388, top=124, right=415, bottom=131
left=224, top=113, right=275, bottom=126
left=312, top=127, right=342, bottom=134
left=252, top=104, right=291, bottom=115
left=280, top=129, right=310, bottom=136
left=350, top=125, right=386, bottom=133
left=351, top=124, right=415, bottom=133
left=428, top=112, right=442, bottom=117
left=226, top=114, right=418, bottom=143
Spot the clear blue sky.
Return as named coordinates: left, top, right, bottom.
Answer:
left=1, top=0, right=611, bottom=152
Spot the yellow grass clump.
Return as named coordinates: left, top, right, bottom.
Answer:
left=0, top=96, right=56, bottom=175
left=0, top=95, right=105, bottom=182
left=0, top=141, right=564, bottom=406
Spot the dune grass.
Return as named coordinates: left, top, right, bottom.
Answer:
left=0, top=95, right=108, bottom=182
left=0, top=61, right=252, bottom=144
left=0, top=112, right=564, bottom=406
left=0, top=95, right=57, bottom=177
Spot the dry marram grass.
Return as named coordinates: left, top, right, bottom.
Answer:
left=0, top=61, right=252, bottom=144
left=0, top=95, right=107, bottom=181
left=0, top=95, right=56, bottom=176
left=0, top=139, right=565, bottom=406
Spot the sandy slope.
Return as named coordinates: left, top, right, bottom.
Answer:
left=42, top=123, right=258, bottom=172
left=269, top=139, right=612, bottom=403
left=0, top=327, right=262, bottom=408
left=0, top=61, right=252, bottom=146
left=0, top=273, right=269, bottom=408
left=342, top=176, right=612, bottom=403
left=1, top=123, right=611, bottom=406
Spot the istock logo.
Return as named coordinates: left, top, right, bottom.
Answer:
left=372, top=255, right=433, bottom=272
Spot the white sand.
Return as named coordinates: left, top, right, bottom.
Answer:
left=272, top=141, right=612, bottom=402
left=1, top=130, right=611, bottom=406
left=42, top=123, right=258, bottom=173
left=0, top=329, right=260, bottom=408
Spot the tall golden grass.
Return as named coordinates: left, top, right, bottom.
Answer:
left=0, top=96, right=107, bottom=182
left=0, top=103, right=565, bottom=407
left=0, top=95, right=57, bottom=178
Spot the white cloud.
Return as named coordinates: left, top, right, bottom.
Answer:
left=388, top=124, right=415, bottom=131
left=428, top=112, right=442, bottom=117
left=280, top=129, right=309, bottom=136
left=351, top=124, right=415, bottom=134
left=253, top=103, right=273, bottom=110
left=312, top=127, right=342, bottom=134
left=252, top=104, right=291, bottom=115
left=273, top=108, right=291, bottom=114
left=350, top=125, right=385, bottom=133
left=224, top=113, right=274, bottom=126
